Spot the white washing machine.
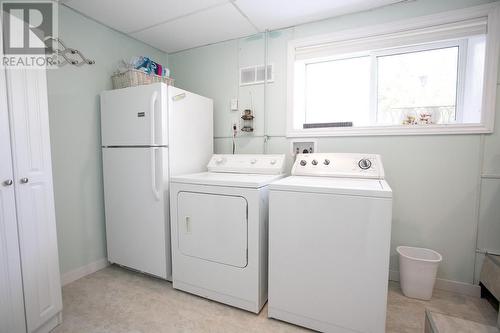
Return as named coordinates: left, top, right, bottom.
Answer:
left=268, top=153, right=392, bottom=333
left=170, top=154, right=285, bottom=313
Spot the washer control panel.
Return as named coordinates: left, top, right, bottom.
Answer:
left=207, top=154, right=286, bottom=175
left=291, top=153, right=385, bottom=179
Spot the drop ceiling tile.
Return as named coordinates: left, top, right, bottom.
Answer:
left=131, top=3, right=258, bottom=53
left=64, top=0, right=228, bottom=33
left=234, top=0, right=401, bottom=31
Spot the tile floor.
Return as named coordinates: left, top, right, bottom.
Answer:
left=52, top=265, right=497, bottom=333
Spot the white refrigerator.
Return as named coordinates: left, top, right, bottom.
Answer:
left=100, top=83, right=213, bottom=280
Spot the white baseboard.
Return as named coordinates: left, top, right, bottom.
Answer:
left=389, top=269, right=481, bottom=298
left=61, top=258, right=109, bottom=286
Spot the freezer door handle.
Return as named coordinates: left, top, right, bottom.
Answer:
left=151, top=147, right=161, bottom=201
left=150, top=90, right=158, bottom=146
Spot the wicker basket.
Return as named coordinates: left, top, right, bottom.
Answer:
left=112, top=69, right=174, bottom=89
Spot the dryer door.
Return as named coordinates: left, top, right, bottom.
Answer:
left=177, top=192, right=248, bottom=268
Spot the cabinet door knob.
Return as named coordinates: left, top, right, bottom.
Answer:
left=20, top=177, right=29, bottom=184
left=3, top=179, right=13, bottom=186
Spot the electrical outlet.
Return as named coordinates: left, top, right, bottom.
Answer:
left=291, top=140, right=317, bottom=156
left=231, top=121, right=238, bottom=136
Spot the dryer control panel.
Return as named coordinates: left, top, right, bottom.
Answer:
left=291, top=153, right=385, bottom=179
left=207, top=154, right=285, bottom=175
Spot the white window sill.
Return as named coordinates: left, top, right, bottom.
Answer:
left=286, top=124, right=493, bottom=137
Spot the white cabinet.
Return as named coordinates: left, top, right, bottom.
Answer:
left=0, top=68, right=62, bottom=333
left=0, top=66, right=26, bottom=333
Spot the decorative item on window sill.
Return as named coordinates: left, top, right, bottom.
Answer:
left=419, top=113, right=433, bottom=124
left=241, top=109, right=254, bottom=132
left=44, top=37, right=95, bottom=66
left=401, top=108, right=441, bottom=125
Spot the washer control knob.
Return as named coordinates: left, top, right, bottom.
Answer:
left=270, top=159, right=277, bottom=165
left=250, top=159, right=257, bottom=164
left=358, top=158, right=372, bottom=170
left=300, top=160, right=307, bottom=166
left=324, top=159, right=330, bottom=165
left=311, top=159, right=318, bottom=166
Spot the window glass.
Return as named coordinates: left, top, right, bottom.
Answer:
left=305, top=56, right=371, bottom=127
left=377, top=47, right=459, bottom=126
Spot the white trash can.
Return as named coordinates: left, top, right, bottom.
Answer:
left=397, top=246, right=442, bottom=300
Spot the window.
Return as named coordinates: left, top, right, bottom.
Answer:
left=287, top=4, right=500, bottom=136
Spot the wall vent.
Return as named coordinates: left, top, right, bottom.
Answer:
left=240, top=64, right=273, bottom=86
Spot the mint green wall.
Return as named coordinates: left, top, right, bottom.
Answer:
left=46, top=5, right=168, bottom=274
left=170, top=0, right=500, bottom=284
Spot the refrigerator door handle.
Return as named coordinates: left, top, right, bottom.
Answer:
left=150, top=90, right=158, bottom=145
left=151, top=147, right=161, bottom=201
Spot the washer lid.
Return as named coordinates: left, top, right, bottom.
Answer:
left=269, top=176, right=392, bottom=198
left=171, top=172, right=286, bottom=188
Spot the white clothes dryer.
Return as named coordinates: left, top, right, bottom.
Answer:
left=170, top=154, right=285, bottom=313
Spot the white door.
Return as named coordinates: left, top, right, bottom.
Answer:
left=177, top=192, right=248, bottom=268
left=100, top=83, right=166, bottom=147
left=6, top=68, right=62, bottom=332
left=102, top=147, right=169, bottom=279
left=0, top=69, right=26, bottom=333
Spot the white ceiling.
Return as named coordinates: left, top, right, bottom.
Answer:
left=63, top=0, right=403, bottom=53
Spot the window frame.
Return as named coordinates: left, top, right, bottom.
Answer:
left=286, top=3, right=500, bottom=137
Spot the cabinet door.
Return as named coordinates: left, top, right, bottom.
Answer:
left=0, top=69, right=26, bottom=333
left=6, top=68, right=62, bottom=332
